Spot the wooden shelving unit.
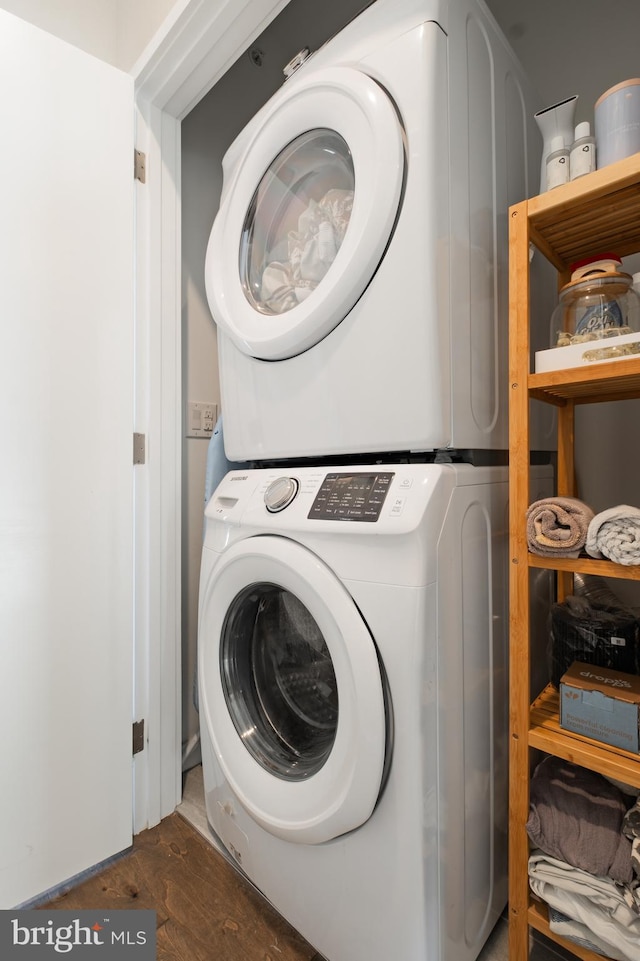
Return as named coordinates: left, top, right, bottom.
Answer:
left=508, top=151, right=640, bottom=961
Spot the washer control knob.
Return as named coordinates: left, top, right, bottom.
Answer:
left=264, top=476, right=299, bottom=513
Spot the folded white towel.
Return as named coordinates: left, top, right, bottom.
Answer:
left=586, top=505, right=640, bottom=566
left=528, top=850, right=640, bottom=961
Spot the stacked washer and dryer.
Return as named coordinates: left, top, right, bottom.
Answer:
left=198, top=2, right=546, bottom=960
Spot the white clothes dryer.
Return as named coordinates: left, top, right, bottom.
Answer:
left=198, top=463, right=550, bottom=961
left=205, top=0, right=541, bottom=461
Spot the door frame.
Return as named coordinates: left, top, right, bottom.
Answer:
left=132, top=0, right=291, bottom=832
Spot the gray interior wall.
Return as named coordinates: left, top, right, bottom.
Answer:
left=485, top=0, right=640, bottom=129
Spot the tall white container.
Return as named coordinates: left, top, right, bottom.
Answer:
left=595, top=79, right=640, bottom=168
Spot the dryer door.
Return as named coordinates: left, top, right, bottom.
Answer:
left=198, top=535, right=388, bottom=844
left=205, top=66, right=404, bottom=360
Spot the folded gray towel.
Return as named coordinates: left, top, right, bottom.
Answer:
left=526, top=755, right=634, bottom=884
left=526, top=497, right=594, bottom=558
left=586, top=505, right=640, bottom=566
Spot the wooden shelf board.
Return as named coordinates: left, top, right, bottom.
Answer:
left=528, top=685, right=640, bottom=788
left=528, top=356, right=640, bottom=404
left=523, top=152, right=640, bottom=268
left=528, top=901, right=605, bottom=961
left=527, top=553, right=640, bottom=580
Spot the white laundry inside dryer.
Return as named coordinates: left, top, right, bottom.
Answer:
left=242, top=129, right=355, bottom=313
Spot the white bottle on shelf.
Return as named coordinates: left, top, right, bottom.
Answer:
left=570, top=121, right=596, bottom=180
left=546, top=135, right=570, bottom=189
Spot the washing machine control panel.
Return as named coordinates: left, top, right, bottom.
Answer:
left=308, top=472, right=394, bottom=522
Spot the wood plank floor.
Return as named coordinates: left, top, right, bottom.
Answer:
left=40, top=812, right=323, bottom=961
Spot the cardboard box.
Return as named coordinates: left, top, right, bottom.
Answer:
left=559, top=661, right=640, bottom=752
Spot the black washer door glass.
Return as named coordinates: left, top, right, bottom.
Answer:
left=220, top=583, right=339, bottom=781
left=239, top=129, right=354, bottom=316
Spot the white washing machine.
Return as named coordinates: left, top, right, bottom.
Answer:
left=198, top=463, right=530, bottom=961
left=205, top=0, right=541, bottom=462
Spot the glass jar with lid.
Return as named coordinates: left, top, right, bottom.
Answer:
left=550, top=254, right=640, bottom=349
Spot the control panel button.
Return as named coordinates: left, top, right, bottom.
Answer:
left=264, top=476, right=299, bottom=513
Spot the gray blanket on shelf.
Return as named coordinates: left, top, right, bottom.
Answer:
left=526, top=755, right=634, bottom=884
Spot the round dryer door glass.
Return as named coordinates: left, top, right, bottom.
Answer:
left=240, top=130, right=355, bottom=316
left=220, top=582, right=339, bottom=780
left=205, top=66, right=404, bottom=360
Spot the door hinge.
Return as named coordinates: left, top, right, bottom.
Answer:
left=134, top=149, right=146, bottom=183
left=132, top=720, right=145, bottom=756
left=133, top=433, right=146, bottom=465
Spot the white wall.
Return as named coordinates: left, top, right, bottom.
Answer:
left=0, top=10, right=135, bottom=903
left=0, top=0, right=183, bottom=70
left=116, top=0, right=180, bottom=71
left=0, top=0, right=118, bottom=64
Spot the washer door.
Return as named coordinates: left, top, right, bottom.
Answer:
left=205, top=66, right=404, bottom=360
left=198, top=536, right=387, bottom=844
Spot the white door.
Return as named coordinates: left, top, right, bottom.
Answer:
left=198, top=536, right=388, bottom=844
left=205, top=66, right=404, bottom=360
left=0, top=11, right=134, bottom=907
